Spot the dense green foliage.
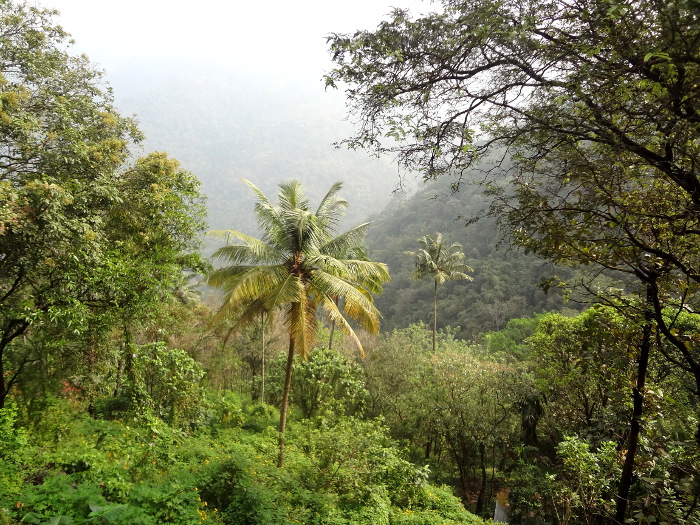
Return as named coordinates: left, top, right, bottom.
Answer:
left=7, top=303, right=695, bottom=524
left=328, top=0, right=700, bottom=521
left=2, top=0, right=700, bottom=524
left=367, top=177, right=576, bottom=340
left=360, top=317, right=699, bottom=524
left=0, top=0, right=207, bottom=411
left=1, top=392, right=485, bottom=525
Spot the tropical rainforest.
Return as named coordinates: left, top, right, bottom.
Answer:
left=1, top=0, right=699, bottom=524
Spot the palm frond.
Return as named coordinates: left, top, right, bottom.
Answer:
left=287, top=290, right=317, bottom=360
left=342, top=259, right=391, bottom=293
left=307, top=252, right=349, bottom=275
left=343, top=295, right=381, bottom=334
left=242, top=179, right=274, bottom=209
left=316, top=181, right=348, bottom=230
left=321, top=223, right=370, bottom=258
left=406, top=233, right=473, bottom=284
left=206, top=264, right=248, bottom=288
left=320, top=294, right=364, bottom=355
left=208, top=179, right=387, bottom=362
left=315, top=255, right=390, bottom=294
left=207, top=229, right=239, bottom=242
left=209, top=265, right=287, bottom=323
left=277, top=207, right=320, bottom=253
left=218, top=297, right=268, bottom=338
left=278, top=180, right=309, bottom=213
left=262, top=272, right=305, bottom=310
left=311, top=270, right=381, bottom=333
left=241, top=180, right=284, bottom=241
left=208, top=228, right=283, bottom=264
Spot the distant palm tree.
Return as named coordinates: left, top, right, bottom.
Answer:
left=406, top=233, right=473, bottom=353
left=207, top=179, right=389, bottom=467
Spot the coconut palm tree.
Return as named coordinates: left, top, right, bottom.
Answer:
left=207, top=179, right=389, bottom=467
left=406, top=233, right=473, bottom=354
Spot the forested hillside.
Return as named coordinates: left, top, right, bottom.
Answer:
left=108, top=63, right=401, bottom=233
left=2, top=0, right=700, bottom=524
left=326, top=0, right=700, bottom=522
left=367, top=177, right=574, bottom=339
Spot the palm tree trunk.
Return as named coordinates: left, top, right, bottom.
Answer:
left=433, top=280, right=438, bottom=354
left=328, top=320, right=336, bottom=351
left=261, top=313, right=266, bottom=403
left=328, top=296, right=339, bottom=351
left=277, top=335, right=295, bottom=468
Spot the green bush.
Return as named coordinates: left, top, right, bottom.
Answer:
left=389, top=484, right=485, bottom=525
left=340, top=486, right=392, bottom=525
left=409, top=485, right=479, bottom=522
left=97, top=343, right=208, bottom=428
left=294, top=347, right=369, bottom=419
left=240, top=401, right=278, bottom=433
left=197, top=456, right=285, bottom=525
left=207, top=391, right=246, bottom=431
left=391, top=509, right=484, bottom=525
left=0, top=404, right=29, bottom=507
left=5, top=380, right=487, bottom=525
left=18, top=475, right=147, bottom=524
left=126, top=482, right=208, bottom=524
left=17, top=474, right=217, bottom=524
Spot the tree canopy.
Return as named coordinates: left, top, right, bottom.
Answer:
left=326, top=0, right=700, bottom=302
left=326, top=0, right=699, bottom=187
left=0, top=0, right=207, bottom=408
left=328, top=4, right=700, bottom=520
left=325, top=0, right=700, bottom=435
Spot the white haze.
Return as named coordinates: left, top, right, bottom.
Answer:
left=50, top=0, right=431, bottom=77
left=45, top=0, right=434, bottom=229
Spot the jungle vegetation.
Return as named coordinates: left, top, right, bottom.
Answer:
left=1, top=0, right=699, bottom=524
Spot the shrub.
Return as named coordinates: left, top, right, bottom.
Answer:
left=97, top=343, right=208, bottom=428
left=266, top=348, right=368, bottom=419
left=0, top=404, right=29, bottom=508
left=17, top=475, right=217, bottom=524
left=198, top=457, right=285, bottom=525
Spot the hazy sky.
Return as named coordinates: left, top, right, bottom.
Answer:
left=41, top=0, right=435, bottom=215
left=48, top=0, right=433, bottom=78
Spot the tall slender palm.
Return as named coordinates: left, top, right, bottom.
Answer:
left=207, top=179, right=390, bottom=467
left=405, top=233, right=473, bottom=353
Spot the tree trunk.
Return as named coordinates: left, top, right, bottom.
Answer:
left=328, top=320, right=336, bottom=351
left=0, top=337, right=8, bottom=410
left=613, top=283, right=653, bottom=524
left=433, top=280, right=438, bottom=354
left=261, top=313, right=266, bottom=404
left=113, top=356, right=124, bottom=397
left=86, top=320, right=97, bottom=417
left=0, top=319, right=30, bottom=409
left=475, top=442, right=487, bottom=515
left=277, top=335, right=296, bottom=468
left=328, top=296, right=339, bottom=351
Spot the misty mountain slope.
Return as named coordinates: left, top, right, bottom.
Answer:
left=366, top=177, right=574, bottom=340
left=104, top=61, right=571, bottom=337
left=108, top=61, right=401, bottom=233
